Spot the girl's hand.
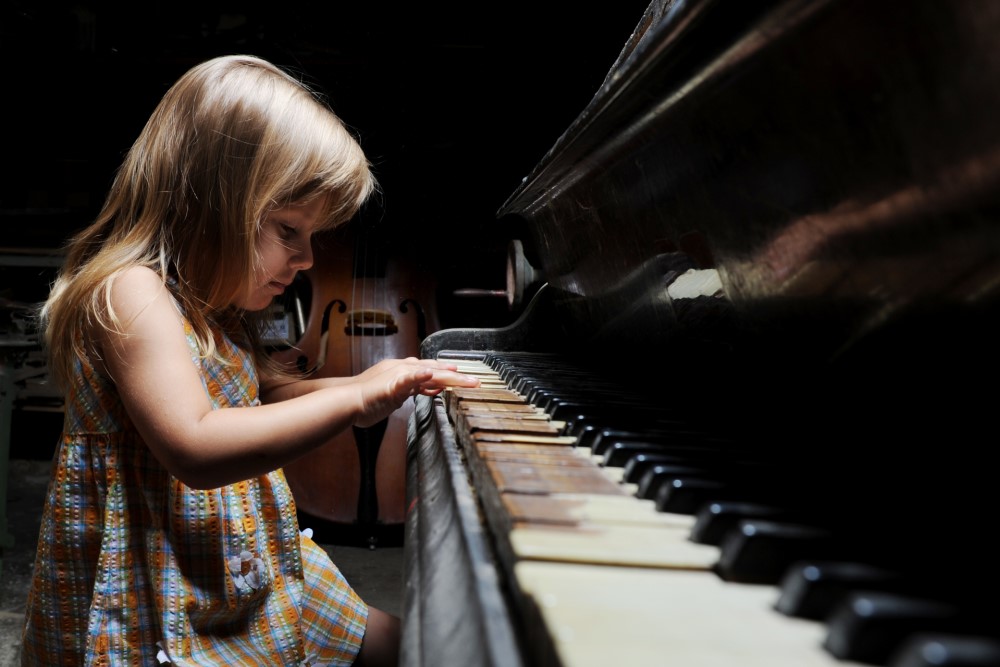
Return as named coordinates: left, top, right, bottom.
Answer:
left=353, top=357, right=457, bottom=383
left=352, top=358, right=479, bottom=427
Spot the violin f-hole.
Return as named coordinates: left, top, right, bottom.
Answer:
left=345, top=309, right=398, bottom=336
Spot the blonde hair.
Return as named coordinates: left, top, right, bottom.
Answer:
left=41, top=54, right=376, bottom=388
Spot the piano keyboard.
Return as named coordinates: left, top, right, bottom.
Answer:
left=434, top=351, right=978, bottom=667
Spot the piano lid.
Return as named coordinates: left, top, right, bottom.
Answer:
left=495, top=0, right=1000, bottom=372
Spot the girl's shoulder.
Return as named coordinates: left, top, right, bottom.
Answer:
left=108, top=266, right=178, bottom=317
left=111, top=265, right=167, bottom=294
left=98, top=265, right=191, bottom=347
left=84, top=266, right=187, bottom=382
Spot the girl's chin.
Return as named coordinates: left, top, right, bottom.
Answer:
left=234, top=294, right=275, bottom=312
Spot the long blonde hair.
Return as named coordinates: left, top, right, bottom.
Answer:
left=41, top=54, right=376, bottom=388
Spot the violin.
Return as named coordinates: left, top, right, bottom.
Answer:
left=270, top=224, right=439, bottom=548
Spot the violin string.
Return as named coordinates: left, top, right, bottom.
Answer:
left=351, top=228, right=362, bottom=374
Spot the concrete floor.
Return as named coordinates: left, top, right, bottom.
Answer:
left=0, top=458, right=405, bottom=666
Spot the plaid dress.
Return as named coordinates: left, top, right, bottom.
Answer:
left=21, top=313, right=368, bottom=666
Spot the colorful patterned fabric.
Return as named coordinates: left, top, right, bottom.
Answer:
left=21, top=309, right=368, bottom=666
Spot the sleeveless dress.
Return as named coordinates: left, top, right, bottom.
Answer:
left=20, top=311, right=368, bottom=666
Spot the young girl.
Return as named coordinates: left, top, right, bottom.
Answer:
left=20, top=54, right=478, bottom=667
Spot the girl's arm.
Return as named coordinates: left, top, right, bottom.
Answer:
left=98, top=266, right=479, bottom=489
left=259, top=357, right=462, bottom=403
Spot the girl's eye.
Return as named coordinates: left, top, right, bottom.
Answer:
left=279, top=224, right=296, bottom=239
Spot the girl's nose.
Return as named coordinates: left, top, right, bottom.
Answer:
left=291, top=240, right=314, bottom=270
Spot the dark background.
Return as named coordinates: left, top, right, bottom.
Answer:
left=2, top=1, right=651, bottom=324
left=1, top=1, right=649, bottom=462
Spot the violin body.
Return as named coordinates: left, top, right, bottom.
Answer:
left=271, top=228, right=438, bottom=547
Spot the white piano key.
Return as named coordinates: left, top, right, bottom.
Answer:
left=515, top=561, right=869, bottom=667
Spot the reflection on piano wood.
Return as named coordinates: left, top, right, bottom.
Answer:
left=402, top=0, right=1000, bottom=664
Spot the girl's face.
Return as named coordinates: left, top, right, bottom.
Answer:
left=237, top=197, right=325, bottom=311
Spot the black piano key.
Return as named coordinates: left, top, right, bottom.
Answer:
left=621, top=452, right=690, bottom=483
left=525, top=383, right=621, bottom=407
left=636, top=461, right=779, bottom=506
left=636, top=463, right=716, bottom=499
left=653, top=476, right=732, bottom=514
left=889, top=634, right=1000, bottom=667
left=585, top=428, right=662, bottom=455
left=566, top=414, right=686, bottom=439
left=775, top=560, right=911, bottom=620
left=689, top=501, right=804, bottom=546
left=714, top=519, right=838, bottom=584
left=547, top=400, right=664, bottom=422
left=824, top=592, right=964, bottom=665
left=602, top=440, right=719, bottom=467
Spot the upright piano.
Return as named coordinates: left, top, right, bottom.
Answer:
left=402, top=0, right=1000, bottom=665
